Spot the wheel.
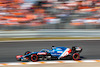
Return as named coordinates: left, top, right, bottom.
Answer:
left=31, top=54, right=38, bottom=62
left=72, top=53, right=80, bottom=60
left=24, top=51, right=31, bottom=55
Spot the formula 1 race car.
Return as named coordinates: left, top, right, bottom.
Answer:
left=16, top=46, right=82, bottom=62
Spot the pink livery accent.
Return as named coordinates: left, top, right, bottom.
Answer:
left=37, top=52, right=47, bottom=55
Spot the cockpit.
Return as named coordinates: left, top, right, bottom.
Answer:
left=40, top=49, right=49, bottom=52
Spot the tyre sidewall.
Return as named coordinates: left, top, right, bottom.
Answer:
left=31, top=54, right=38, bottom=62
left=73, top=53, right=80, bottom=60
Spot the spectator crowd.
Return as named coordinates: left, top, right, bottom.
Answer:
left=0, top=0, right=100, bottom=26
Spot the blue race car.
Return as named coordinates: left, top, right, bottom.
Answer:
left=16, top=46, right=82, bottom=62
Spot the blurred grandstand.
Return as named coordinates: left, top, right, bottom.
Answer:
left=0, top=0, right=100, bottom=30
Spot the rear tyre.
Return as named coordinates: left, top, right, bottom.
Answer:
left=31, top=54, right=38, bottom=62
left=72, top=53, right=80, bottom=60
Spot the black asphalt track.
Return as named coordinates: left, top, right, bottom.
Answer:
left=0, top=40, right=100, bottom=62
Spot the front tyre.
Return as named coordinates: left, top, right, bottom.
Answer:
left=24, top=51, right=31, bottom=55
left=72, top=53, right=80, bottom=60
left=31, top=54, right=38, bottom=62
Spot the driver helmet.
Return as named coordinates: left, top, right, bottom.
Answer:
left=52, top=46, right=56, bottom=50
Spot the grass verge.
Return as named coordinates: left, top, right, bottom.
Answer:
left=0, top=37, right=100, bottom=41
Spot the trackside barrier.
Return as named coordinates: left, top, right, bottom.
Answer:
left=0, top=29, right=100, bottom=38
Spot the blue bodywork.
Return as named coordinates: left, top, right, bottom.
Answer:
left=24, top=47, right=69, bottom=58
left=16, top=46, right=82, bottom=61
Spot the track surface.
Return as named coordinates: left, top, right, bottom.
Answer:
left=0, top=40, right=100, bottom=62
left=5, top=63, right=100, bottom=67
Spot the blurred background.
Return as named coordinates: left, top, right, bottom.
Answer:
left=0, top=0, right=100, bottom=64
left=0, top=0, right=100, bottom=30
